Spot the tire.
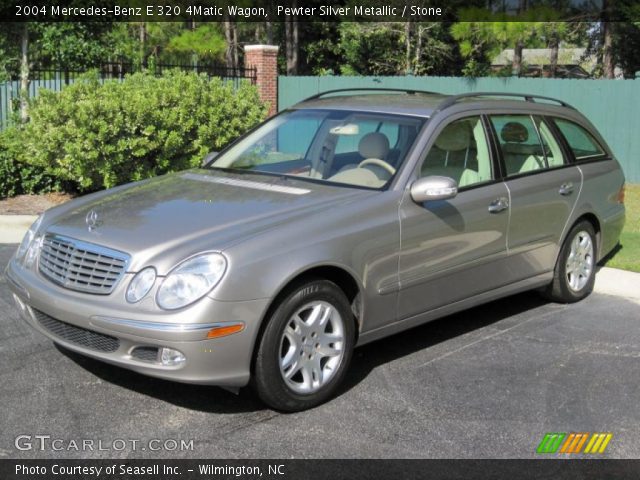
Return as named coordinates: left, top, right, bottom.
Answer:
left=544, top=221, right=597, bottom=303
left=253, top=279, right=355, bottom=412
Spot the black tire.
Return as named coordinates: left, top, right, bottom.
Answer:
left=253, top=279, right=355, bottom=412
left=543, top=221, right=597, bottom=303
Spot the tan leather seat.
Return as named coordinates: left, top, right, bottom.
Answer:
left=423, top=122, right=483, bottom=188
left=328, top=132, right=391, bottom=187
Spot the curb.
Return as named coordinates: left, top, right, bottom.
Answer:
left=0, top=215, right=37, bottom=244
left=594, top=267, right=640, bottom=304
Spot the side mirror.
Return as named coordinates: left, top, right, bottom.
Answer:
left=410, top=176, right=458, bottom=203
left=202, top=151, right=219, bottom=167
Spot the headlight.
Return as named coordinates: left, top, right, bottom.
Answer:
left=16, top=215, right=44, bottom=264
left=126, top=267, right=157, bottom=303
left=156, top=253, right=227, bottom=310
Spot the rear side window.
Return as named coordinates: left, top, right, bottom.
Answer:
left=554, top=119, right=606, bottom=161
left=489, top=115, right=546, bottom=176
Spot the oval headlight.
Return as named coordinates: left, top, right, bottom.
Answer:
left=156, top=253, right=227, bottom=310
left=126, top=267, right=157, bottom=303
left=16, top=215, right=44, bottom=262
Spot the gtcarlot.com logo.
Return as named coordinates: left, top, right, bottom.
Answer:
left=537, top=432, right=613, bottom=454
left=15, top=435, right=194, bottom=452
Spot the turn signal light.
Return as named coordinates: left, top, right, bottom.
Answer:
left=207, top=323, right=244, bottom=339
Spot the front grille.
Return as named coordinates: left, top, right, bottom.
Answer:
left=39, top=234, right=129, bottom=294
left=131, top=346, right=160, bottom=363
left=33, top=309, right=120, bottom=353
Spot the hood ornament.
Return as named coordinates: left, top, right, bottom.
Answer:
left=85, top=210, right=102, bottom=232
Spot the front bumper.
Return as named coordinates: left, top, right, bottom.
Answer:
left=5, top=258, right=269, bottom=387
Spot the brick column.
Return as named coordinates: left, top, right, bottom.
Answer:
left=244, top=45, right=279, bottom=117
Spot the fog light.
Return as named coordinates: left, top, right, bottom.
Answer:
left=160, top=347, right=186, bottom=366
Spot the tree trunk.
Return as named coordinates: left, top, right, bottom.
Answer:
left=19, top=23, right=29, bottom=123
left=285, top=15, right=299, bottom=75
left=405, top=21, right=412, bottom=74
left=601, top=0, right=615, bottom=79
left=138, top=22, right=146, bottom=68
left=232, top=22, right=239, bottom=72
left=254, top=23, right=262, bottom=43
left=415, top=26, right=424, bottom=71
left=602, top=22, right=615, bottom=78
left=548, top=33, right=559, bottom=78
left=512, top=40, right=524, bottom=76
left=265, top=21, right=273, bottom=44
left=224, top=18, right=234, bottom=70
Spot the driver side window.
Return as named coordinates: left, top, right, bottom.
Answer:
left=420, top=116, right=493, bottom=188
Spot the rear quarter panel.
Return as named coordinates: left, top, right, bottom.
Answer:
left=572, top=159, right=625, bottom=260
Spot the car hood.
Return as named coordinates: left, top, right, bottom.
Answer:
left=44, top=169, right=372, bottom=272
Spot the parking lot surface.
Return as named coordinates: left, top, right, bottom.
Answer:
left=1, top=244, right=639, bottom=459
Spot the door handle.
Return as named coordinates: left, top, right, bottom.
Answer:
left=559, top=182, right=574, bottom=196
left=488, top=197, right=509, bottom=214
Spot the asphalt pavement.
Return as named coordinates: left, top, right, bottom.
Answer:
left=1, top=244, right=639, bottom=459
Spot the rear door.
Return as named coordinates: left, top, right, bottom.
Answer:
left=488, top=114, right=582, bottom=281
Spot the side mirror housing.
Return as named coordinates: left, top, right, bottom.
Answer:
left=202, top=151, right=219, bottom=167
left=410, top=176, right=458, bottom=203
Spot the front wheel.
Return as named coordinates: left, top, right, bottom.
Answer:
left=253, top=279, right=355, bottom=412
left=544, top=221, right=597, bottom=303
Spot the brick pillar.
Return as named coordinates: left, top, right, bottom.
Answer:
left=244, top=45, right=279, bottom=117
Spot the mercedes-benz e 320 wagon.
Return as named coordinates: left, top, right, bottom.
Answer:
left=6, top=89, right=625, bottom=411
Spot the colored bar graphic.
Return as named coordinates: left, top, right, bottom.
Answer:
left=537, top=433, right=566, bottom=453
left=538, top=433, right=613, bottom=454
left=584, top=433, right=613, bottom=454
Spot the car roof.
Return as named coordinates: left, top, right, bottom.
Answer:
left=292, top=89, right=577, bottom=119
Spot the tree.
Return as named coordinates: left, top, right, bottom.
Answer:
left=284, top=1, right=300, bottom=75
left=167, top=24, right=226, bottom=64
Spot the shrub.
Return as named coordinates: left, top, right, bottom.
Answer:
left=18, top=70, right=267, bottom=193
left=0, top=127, right=61, bottom=199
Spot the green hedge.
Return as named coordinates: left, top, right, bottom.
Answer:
left=1, top=70, right=267, bottom=197
left=0, top=127, right=62, bottom=198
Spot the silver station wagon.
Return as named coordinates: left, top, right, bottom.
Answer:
left=6, top=89, right=625, bottom=411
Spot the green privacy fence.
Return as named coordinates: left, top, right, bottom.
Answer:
left=278, top=76, right=640, bottom=183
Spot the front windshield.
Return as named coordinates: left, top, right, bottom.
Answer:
left=209, top=109, right=425, bottom=189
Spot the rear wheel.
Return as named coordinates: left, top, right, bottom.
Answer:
left=253, top=279, right=355, bottom=412
left=544, top=221, right=597, bottom=303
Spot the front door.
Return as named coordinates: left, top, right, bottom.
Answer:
left=398, top=115, right=510, bottom=320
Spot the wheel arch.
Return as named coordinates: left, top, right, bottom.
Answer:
left=249, top=263, right=364, bottom=373
left=564, top=211, right=602, bottom=259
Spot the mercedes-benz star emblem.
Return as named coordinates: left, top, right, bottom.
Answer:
left=85, top=210, right=102, bottom=231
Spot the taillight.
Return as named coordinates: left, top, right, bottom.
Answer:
left=616, top=184, right=625, bottom=204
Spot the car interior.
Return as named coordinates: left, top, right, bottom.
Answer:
left=421, top=117, right=492, bottom=188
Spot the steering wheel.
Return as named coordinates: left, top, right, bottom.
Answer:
left=358, top=158, right=396, bottom=175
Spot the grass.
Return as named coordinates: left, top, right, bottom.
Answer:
left=604, top=183, right=640, bottom=273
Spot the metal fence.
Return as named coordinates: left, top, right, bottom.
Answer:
left=0, top=62, right=257, bottom=129
left=279, top=75, right=640, bottom=183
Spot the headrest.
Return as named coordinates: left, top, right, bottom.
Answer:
left=501, top=122, right=529, bottom=143
left=434, top=123, right=471, bottom=151
left=358, top=132, right=390, bottom=160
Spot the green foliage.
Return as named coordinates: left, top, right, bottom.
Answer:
left=339, top=22, right=458, bottom=76
left=0, top=128, right=61, bottom=199
left=15, top=71, right=266, bottom=193
left=167, top=24, right=225, bottom=61
left=34, top=23, right=114, bottom=69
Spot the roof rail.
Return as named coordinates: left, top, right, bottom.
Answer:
left=302, top=88, right=443, bottom=102
left=434, top=92, right=575, bottom=113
